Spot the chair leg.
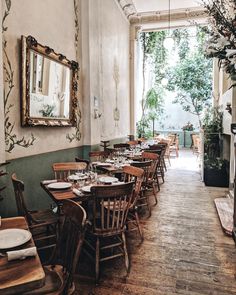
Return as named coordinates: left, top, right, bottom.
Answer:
left=146, top=194, right=152, bottom=217
left=122, top=232, right=130, bottom=273
left=155, top=171, right=160, bottom=192
left=95, top=237, right=100, bottom=283
left=135, top=211, right=143, bottom=241
left=152, top=183, right=158, bottom=205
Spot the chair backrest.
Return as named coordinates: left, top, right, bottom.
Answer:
left=11, top=173, right=33, bottom=224
left=89, top=151, right=107, bottom=162
left=75, top=157, right=90, bottom=167
left=91, top=182, right=134, bottom=235
left=168, top=133, right=177, bottom=145
left=113, top=143, right=130, bottom=150
left=131, top=160, right=152, bottom=186
left=127, top=140, right=139, bottom=146
left=52, top=162, right=87, bottom=179
left=123, top=166, right=144, bottom=207
left=56, top=200, right=86, bottom=293
left=142, top=152, right=159, bottom=179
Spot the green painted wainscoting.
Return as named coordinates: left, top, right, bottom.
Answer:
left=0, top=137, right=127, bottom=217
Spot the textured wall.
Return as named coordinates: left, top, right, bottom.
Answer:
left=2, top=0, right=82, bottom=161
left=0, top=3, right=4, bottom=164
left=81, top=0, right=130, bottom=145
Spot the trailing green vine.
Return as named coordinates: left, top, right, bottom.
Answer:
left=3, top=0, right=35, bottom=153
left=66, top=0, right=82, bottom=142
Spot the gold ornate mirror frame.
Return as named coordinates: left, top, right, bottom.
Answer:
left=21, top=35, right=79, bottom=127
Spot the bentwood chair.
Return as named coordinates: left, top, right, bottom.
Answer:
left=24, top=200, right=87, bottom=295
left=83, top=182, right=134, bottom=282
left=52, top=162, right=87, bottom=180
left=11, top=173, right=59, bottom=253
left=123, top=165, right=144, bottom=240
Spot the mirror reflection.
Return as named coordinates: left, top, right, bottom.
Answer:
left=29, top=50, right=71, bottom=119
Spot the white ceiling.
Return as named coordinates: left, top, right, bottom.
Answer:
left=132, top=0, right=201, bottom=14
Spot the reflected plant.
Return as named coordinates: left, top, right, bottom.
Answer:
left=39, top=104, right=55, bottom=117
left=3, top=0, right=35, bottom=153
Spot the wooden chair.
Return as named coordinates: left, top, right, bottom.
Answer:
left=89, top=151, right=107, bottom=162
left=149, top=143, right=167, bottom=178
left=141, top=152, right=159, bottom=205
left=113, top=143, right=130, bottom=153
left=11, top=173, right=58, bottom=253
left=131, top=160, right=153, bottom=217
left=75, top=157, right=90, bottom=168
left=127, top=140, right=139, bottom=146
left=52, top=162, right=87, bottom=180
left=84, top=182, right=134, bottom=282
left=123, top=165, right=144, bottom=240
left=192, top=134, right=200, bottom=155
left=24, top=200, right=87, bottom=295
left=159, top=138, right=171, bottom=165
left=168, top=133, right=179, bottom=157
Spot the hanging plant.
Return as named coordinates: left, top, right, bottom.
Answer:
left=202, top=0, right=236, bottom=82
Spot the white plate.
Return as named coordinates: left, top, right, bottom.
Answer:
left=99, top=176, right=118, bottom=183
left=48, top=182, right=72, bottom=190
left=68, top=174, right=80, bottom=181
left=0, top=229, right=32, bottom=249
left=105, top=159, right=114, bottom=163
left=81, top=185, right=92, bottom=193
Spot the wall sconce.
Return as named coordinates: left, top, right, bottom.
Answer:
left=226, top=102, right=232, bottom=115
left=94, top=96, right=102, bottom=119
left=94, top=108, right=102, bottom=119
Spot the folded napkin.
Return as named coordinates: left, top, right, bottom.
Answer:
left=73, top=188, right=83, bottom=196
left=42, top=179, right=57, bottom=185
left=7, top=246, right=37, bottom=261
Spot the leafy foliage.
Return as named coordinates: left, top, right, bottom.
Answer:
left=203, top=106, right=224, bottom=169
left=202, top=0, right=236, bottom=83
left=166, top=28, right=212, bottom=127
left=3, top=0, right=36, bottom=153
left=137, top=31, right=167, bottom=138
left=39, top=104, right=55, bottom=117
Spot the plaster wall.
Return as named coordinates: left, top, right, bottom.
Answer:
left=81, top=0, right=130, bottom=145
left=2, top=0, right=82, bottom=161
left=0, top=2, right=5, bottom=164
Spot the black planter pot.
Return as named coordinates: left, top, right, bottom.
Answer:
left=204, top=167, right=229, bottom=187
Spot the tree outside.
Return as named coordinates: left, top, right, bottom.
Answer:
left=136, top=27, right=213, bottom=138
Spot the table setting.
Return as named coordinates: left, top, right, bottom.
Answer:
left=0, top=217, right=45, bottom=294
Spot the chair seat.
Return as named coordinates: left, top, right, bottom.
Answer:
left=23, top=265, right=75, bottom=294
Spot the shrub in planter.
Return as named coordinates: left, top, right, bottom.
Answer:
left=202, top=107, right=229, bottom=187
left=204, top=158, right=229, bottom=187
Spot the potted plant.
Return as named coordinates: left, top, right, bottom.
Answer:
left=203, top=107, right=229, bottom=187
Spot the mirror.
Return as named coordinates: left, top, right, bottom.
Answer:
left=21, top=35, right=79, bottom=127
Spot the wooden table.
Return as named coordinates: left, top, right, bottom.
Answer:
left=0, top=217, right=45, bottom=295
left=41, top=181, right=91, bottom=204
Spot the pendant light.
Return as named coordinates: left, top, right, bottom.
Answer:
left=163, top=0, right=174, bottom=50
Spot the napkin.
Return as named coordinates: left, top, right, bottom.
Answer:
left=42, top=179, right=57, bottom=185
left=73, top=188, right=83, bottom=196
left=7, top=246, right=37, bottom=261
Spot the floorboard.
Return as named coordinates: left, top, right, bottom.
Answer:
left=75, top=149, right=236, bottom=295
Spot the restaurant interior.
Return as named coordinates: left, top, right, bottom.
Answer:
left=0, top=0, right=236, bottom=294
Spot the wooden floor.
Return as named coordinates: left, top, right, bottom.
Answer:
left=75, top=149, right=236, bottom=295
